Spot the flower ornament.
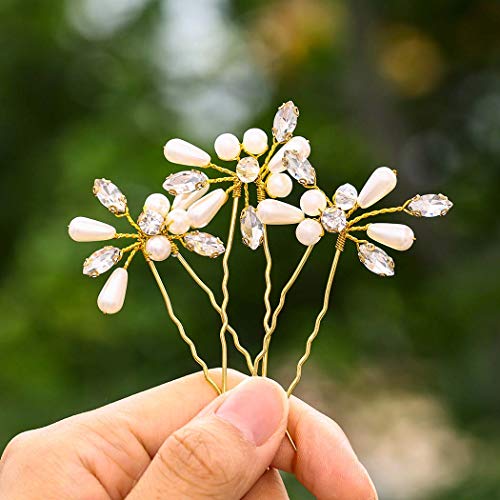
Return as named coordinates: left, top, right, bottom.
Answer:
left=68, top=178, right=225, bottom=314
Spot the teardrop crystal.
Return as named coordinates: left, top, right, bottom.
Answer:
left=407, top=194, right=453, bottom=217
left=358, top=243, right=395, bottom=277
left=240, top=206, right=264, bottom=250
left=272, top=101, right=299, bottom=143
left=183, top=231, right=225, bottom=258
left=83, top=246, right=121, bottom=277
left=283, top=150, right=316, bottom=186
left=163, top=170, right=208, bottom=196
left=93, top=179, right=127, bottom=214
left=138, top=210, right=165, bottom=235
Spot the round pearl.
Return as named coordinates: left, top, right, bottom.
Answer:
left=357, top=166, right=397, bottom=209
left=367, top=223, right=415, bottom=251
left=164, top=138, right=211, bottom=167
left=145, top=235, right=172, bottom=261
left=97, top=268, right=128, bottom=315
left=144, top=193, right=170, bottom=217
left=300, top=189, right=327, bottom=216
left=187, top=189, right=228, bottom=228
left=296, top=219, right=324, bottom=246
left=68, top=217, right=116, bottom=242
left=243, top=128, right=268, bottom=155
left=166, top=208, right=191, bottom=234
left=214, top=133, right=240, bottom=161
left=266, top=173, right=293, bottom=198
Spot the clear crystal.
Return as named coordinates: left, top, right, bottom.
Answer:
left=320, top=207, right=347, bottom=233
left=358, top=243, right=395, bottom=277
left=163, top=170, right=208, bottom=196
left=183, top=231, right=225, bottom=258
left=334, top=183, right=357, bottom=210
left=240, top=206, right=263, bottom=250
left=407, top=194, right=453, bottom=217
left=273, top=101, right=299, bottom=142
left=236, top=157, right=260, bottom=183
left=93, top=179, right=127, bottom=214
left=283, top=150, right=316, bottom=186
left=138, top=210, right=164, bottom=235
left=83, top=246, right=121, bottom=277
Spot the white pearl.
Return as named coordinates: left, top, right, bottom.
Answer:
left=300, top=189, right=327, bottom=216
left=243, top=128, right=268, bottom=155
left=367, top=223, right=415, bottom=251
left=187, top=189, right=228, bottom=228
left=268, top=136, right=311, bottom=173
left=266, top=173, right=293, bottom=198
left=144, top=193, right=170, bottom=217
left=68, top=217, right=116, bottom=242
left=357, top=167, right=397, bottom=209
left=145, top=235, right=172, bottom=261
left=214, top=133, right=241, bottom=161
left=296, top=219, right=324, bottom=246
left=256, top=199, right=304, bottom=225
left=97, top=268, right=128, bottom=314
left=164, top=138, right=211, bottom=167
left=166, top=208, right=191, bottom=234
left=172, top=184, right=209, bottom=211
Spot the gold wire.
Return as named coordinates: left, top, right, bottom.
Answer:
left=208, top=163, right=238, bottom=176
left=123, top=245, right=140, bottom=269
left=208, top=176, right=236, bottom=184
left=124, top=211, right=141, bottom=232
left=219, top=195, right=240, bottom=392
left=259, top=139, right=280, bottom=178
left=147, top=259, right=221, bottom=395
left=346, top=233, right=369, bottom=245
left=347, top=199, right=413, bottom=227
left=244, top=183, right=250, bottom=208
left=115, top=233, right=140, bottom=239
left=261, top=225, right=273, bottom=376
left=254, top=245, right=314, bottom=375
left=348, top=225, right=369, bottom=232
left=176, top=253, right=255, bottom=375
left=286, top=244, right=343, bottom=397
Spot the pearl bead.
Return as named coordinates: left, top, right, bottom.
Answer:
left=68, top=217, right=116, bottom=242
left=187, top=189, right=228, bottom=228
left=300, top=189, right=327, bottom=216
left=243, top=128, right=268, bottom=155
left=296, top=219, right=324, bottom=246
left=145, top=235, right=172, bottom=261
left=256, top=199, right=305, bottom=225
left=357, top=167, right=397, bottom=209
left=367, top=223, right=415, bottom=251
left=144, top=193, right=170, bottom=217
left=97, top=268, right=128, bottom=314
left=214, top=133, right=241, bottom=161
left=172, top=184, right=209, bottom=210
left=266, top=173, right=293, bottom=198
left=166, top=208, right=191, bottom=234
left=164, top=138, right=211, bottom=167
left=268, top=136, right=311, bottom=173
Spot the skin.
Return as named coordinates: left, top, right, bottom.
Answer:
left=0, top=369, right=377, bottom=499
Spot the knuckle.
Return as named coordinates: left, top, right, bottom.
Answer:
left=1, top=430, right=39, bottom=463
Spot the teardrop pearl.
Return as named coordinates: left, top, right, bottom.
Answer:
left=300, top=189, right=327, bottom=216
left=266, top=173, right=293, bottom=198
left=187, top=189, right=228, bottom=228
left=357, top=167, right=397, bottom=208
left=97, top=268, right=128, bottom=314
left=172, top=184, right=209, bottom=210
left=144, top=193, right=171, bottom=217
left=296, top=219, right=323, bottom=246
left=145, top=235, right=172, bottom=261
left=268, top=136, right=311, bottom=173
left=68, top=217, right=116, bottom=242
left=164, top=139, right=211, bottom=167
left=367, top=223, right=415, bottom=251
left=243, top=128, right=268, bottom=155
left=166, top=208, right=191, bottom=234
left=256, top=199, right=305, bottom=225
left=214, top=133, right=241, bottom=161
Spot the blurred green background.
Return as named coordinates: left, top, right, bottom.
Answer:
left=1, top=0, right=499, bottom=498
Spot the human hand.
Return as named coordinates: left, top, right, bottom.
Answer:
left=0, top=370, right=377, bottom=499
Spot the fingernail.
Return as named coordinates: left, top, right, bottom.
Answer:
left=215, top=377, right=286, bottom=446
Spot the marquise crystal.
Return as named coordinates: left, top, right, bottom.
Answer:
left=273, top=101, right=299, bottom=143
left=240, top=206, right=264, bottom=250
left=93, top=179, right=127, bottom=214
left=83, top=246, right=121, bottom=277
left=358, top=243, right=395, bottom=277
left=183, top=231, right=225, bottom=258
left=407, top=194, right=453, bottom=217
left=138, top=210, right=164, bottom=235
left=283, top=150, right=316, bottom=186
left=321, top=207, right=347, bottom=233
left=163, top=170, right=208, bottom=196
left=334, top=183, right=358, bottom=210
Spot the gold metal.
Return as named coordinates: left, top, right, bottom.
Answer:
left=208, top=163, right=238, bottom=177
left=207, top=176, right=235, bottom=184
left=123, top=244, right=140, bottom=269
left=347, top=199, right=413, bottom=227
left=261, top=225, right=273, bottom=376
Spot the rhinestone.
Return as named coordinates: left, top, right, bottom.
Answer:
left=183, top=231, right=225, bottom=258
left=320, top=207, right=347, bottom=233
left=240, top=206, right=264, bottom=250
left=138, top=210, right=165, bottom=235
left=358, top=243, right=395, bottom=277
left=273, top=101, right=299, bottom=143
left=93, top=179, right=127, bottom=214
left=163, top=170, right=208, bottom=196
left=407, top=194, right=453, bottom=217
left=83, top=246, right=121, bottom=277
left=283, top=150, right=316, bottom=186
left=236, top=157, right=260, bottom=183
left=334, top=183, right=357, bottom=210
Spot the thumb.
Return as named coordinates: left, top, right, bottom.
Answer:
left=126, top=377, right=289, bottom=500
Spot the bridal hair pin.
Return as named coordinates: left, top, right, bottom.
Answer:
left=68, top=102, right=453, bottom=445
